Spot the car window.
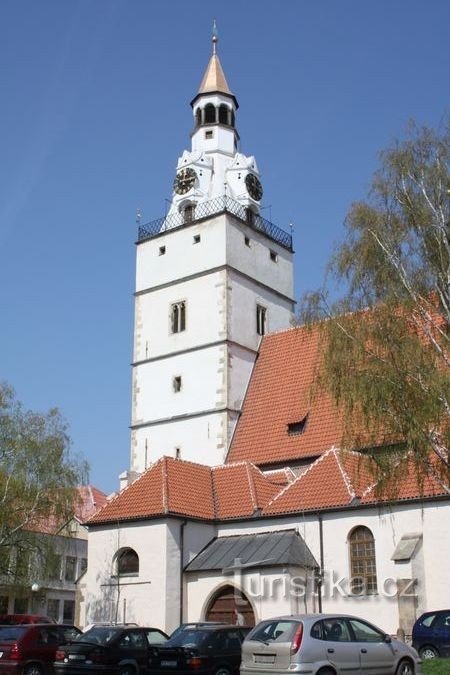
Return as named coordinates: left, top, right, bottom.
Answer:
left=59, top=626, right=81, bottom=642
left=146, top=629, right=168, bottom=645
left=79, top=627, right=120, bottom=645
left=166, top=630, right=209, bottom=648
left=434, top=613, right=450, bottom=629
left=247, top=620, right=300, bottom=643
left=322, top=619, right=351, bottom=642
left=420, top=614, right=436, bottom=628
left=38, top=627, right=60, bottom=645
left=0, top=626, right=27, bottom=641
left=348, top=619, right=384, bottom=643
left=225, top=630, right=243, bottom=651
left=119, top=631, right=147, bottom=649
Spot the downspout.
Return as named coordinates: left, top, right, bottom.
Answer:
left=179, top=520, right=187, bottom=625
left=317, top=514, right=324, bottom=613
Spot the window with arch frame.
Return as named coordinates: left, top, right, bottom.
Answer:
left=116, top=548, right=139, bottom=576
left=349, top=526, right=377, bottom=594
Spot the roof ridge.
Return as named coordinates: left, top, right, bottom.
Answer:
left=162, top=457, right=169, bottom=513
left=333, top=448, right=357, bottom=500
left=264, top=448, right=336, bottom=510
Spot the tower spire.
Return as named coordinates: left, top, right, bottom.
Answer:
left=212, top=19, right=218, bottom=55
left=195, top=23, right=234, bottom=99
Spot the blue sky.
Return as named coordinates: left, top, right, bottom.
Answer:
left=0, top=0, right=448, bottom=494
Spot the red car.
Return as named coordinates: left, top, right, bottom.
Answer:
left=0, top=623, right=81, bottom=674
left=0, top=616, right=56, bottom=626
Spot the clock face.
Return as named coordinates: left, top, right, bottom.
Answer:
left=174, top=167, right=197, bottom=195
left=245, top=173, right=263, bottom=201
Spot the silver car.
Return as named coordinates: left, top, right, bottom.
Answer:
left=240, top=614, right=421, bottom=675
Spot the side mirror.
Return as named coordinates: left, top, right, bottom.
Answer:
left=384, top=634, right=392, bottom=643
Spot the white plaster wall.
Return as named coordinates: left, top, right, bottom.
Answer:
left=132, top=344, right=227, bottom=425
left=215, top=502, right=450, bottom=635
left=134, top=270, right=227, bottom=363
left=227, top=343, right=257, bottom=412
left=81, top=521, right=170, bottom=631
left=131, top=410, right=229, bottom=470
left=422, top=502, right=450, bottom=611
left=226, top=220, right=294, bottom=301
left=135, top=216, right=227, bottom=294
left=227, top=272, right=293, bottom=352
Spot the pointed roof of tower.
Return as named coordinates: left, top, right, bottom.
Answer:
left=191, top=23, right=238, bottom=108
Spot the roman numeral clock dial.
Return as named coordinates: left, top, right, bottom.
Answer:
left=173, top=167, right=197, bottom=195
left=245, top=173, right=263, bottom=201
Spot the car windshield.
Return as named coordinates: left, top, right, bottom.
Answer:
left=165, top=630, right=210, bottom=648
left=76, top=627, right=121, bottom=645
left=0, top=626, right=28, bottom=641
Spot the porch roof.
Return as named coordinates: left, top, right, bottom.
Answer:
left=185, top=529, right=318, bottom=572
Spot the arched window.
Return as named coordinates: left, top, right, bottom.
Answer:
left=182, top=202, right=196, bottom=224
left=204, top=104, right=216, bottom=124
left=195, top=108, right=202, bottom=127
left=230, top=110, right=235, bottom=127
left=218, top=104, right=229, bottom=125
left=116, top=548, right=139, bottom=576
left=349, top=526, right=377, bottom=594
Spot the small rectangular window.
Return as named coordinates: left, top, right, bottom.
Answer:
left=270, top=250, right=278, bottom=262
left=205, top=130, right=213, bottom=139
left=64, top=556, right=77, bottom=582
left=256, top=304, right=267, bottom=336
left=47, top=598, right=60, bottom=621
left=159, top=245, right=166, bottom=256
left=171, top=301, right=186, bottom=333
left=287, top=415, right=308, bottom=436
left=173, top=376, right=182, bottom=392
left=245, top=236, right=251, bottom=247
left=63, top=600, right=75, bottom=624
left=193, top=234, right=201, bottom=244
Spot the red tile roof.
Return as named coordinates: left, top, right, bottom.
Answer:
left=30, top=485, right=107, bottom=535
left=87, top=451, right=449, bottom=525
left=87, top=458, right=282, bottom=525
left=263, top=447, right=449, bottom=516
left=227, top=326, right=345, bottom=467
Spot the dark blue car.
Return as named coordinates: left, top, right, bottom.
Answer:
left=412, top=609, right=450, bottom=659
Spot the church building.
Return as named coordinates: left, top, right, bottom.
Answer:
left=79, top=34, right=450, bottom=637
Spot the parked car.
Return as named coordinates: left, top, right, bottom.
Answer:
left=82, top=623, right=139, bottom=633
left=0, top=623, right=81, bottom=674
left=54, top=624, right=169, bottom=674
left=0, top=615, right=56, bottom=625
left=240, top=615, right=422, bottom=675
left=150, top=623, right=249, bottom=675
left=169, top=623, right=228, bottom=639
left=412, top=609, right=450, bottom=659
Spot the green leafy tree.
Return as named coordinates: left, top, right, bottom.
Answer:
left=0, top=383, right=88, bottom=585
left=300, top=118, right=449, bottom=486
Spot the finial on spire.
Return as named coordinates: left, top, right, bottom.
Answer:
left=212, top=19, right=218, bottom=55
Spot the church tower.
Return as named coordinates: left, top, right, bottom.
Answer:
left=129, top=30, right=295, bottom=474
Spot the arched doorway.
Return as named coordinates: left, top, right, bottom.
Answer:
left=205, top=585, right=255, bottom=626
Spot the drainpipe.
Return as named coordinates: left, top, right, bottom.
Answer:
left=317, top=514, right=324, bottom=613
left=179, top=520, right=187, bottom=625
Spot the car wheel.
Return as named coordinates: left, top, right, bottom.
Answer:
left=395, top=659, right=415, bottom=675
left=418, top=645, right=439, bottom=659
left=23, top=665, right=43, bottom=675
left=118, top=667, right=136, bottom=675
left=316, top=669, right=336, bottom=675
left=215, top=669, right=231, bottom=675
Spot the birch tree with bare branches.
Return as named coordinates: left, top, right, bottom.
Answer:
left=300, top=118, right=449, bottom=487
left=0, top=383, right=88, bottom=585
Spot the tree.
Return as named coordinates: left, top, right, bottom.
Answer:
left=0, top=383, right=88, bottom=585
left=300, top=118, right=449, bottom=488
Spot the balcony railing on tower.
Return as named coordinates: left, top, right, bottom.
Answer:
left=137, top=196, right=293, bottom=251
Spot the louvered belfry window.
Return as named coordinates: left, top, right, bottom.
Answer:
left=349, top=526, right=378, bottom=594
